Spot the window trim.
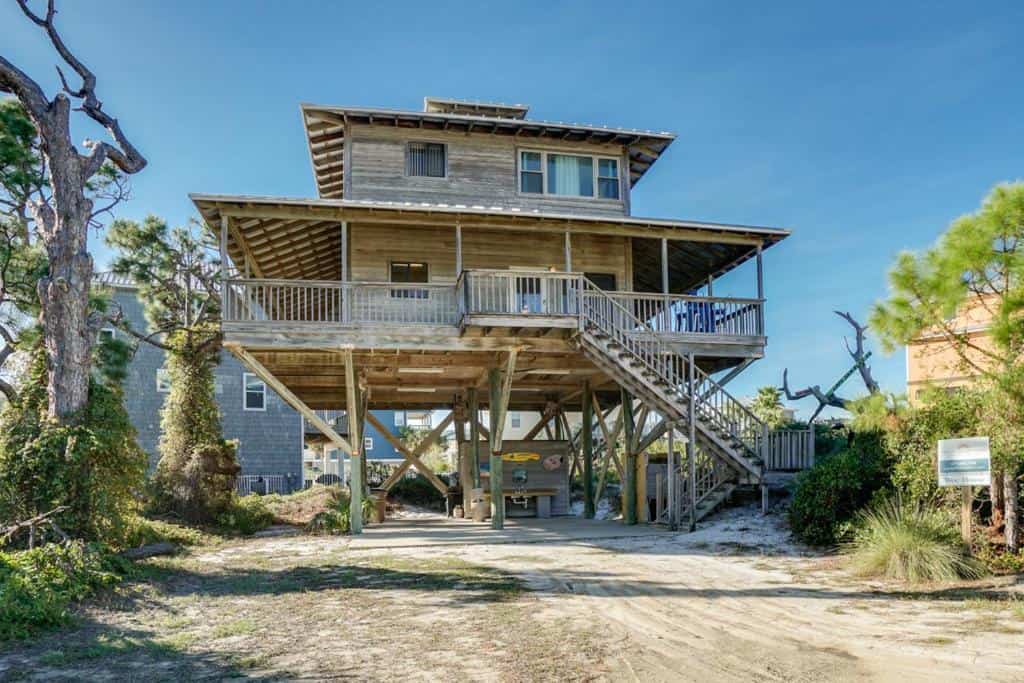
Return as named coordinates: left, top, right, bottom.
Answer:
left=242, top=372, right=267, bottom=412
left=389, top=260, right=430, bottom=299
left=517, top=148, right=622, bottom=202
left=405, top=141, right=448, bottom=179
left=363, top=437, right=374, bottom=451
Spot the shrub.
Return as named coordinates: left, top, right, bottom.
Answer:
left=307, top=508, right=351, bottom=535
left=119, top=515, right=205, bottom=549
left=789, top=435, right=887, bottom=546
left=0, top=347, right=146, bottom=545
left=261, top=486, right=346, bottom=526
left=847, top=499, right=984, bottom=583
left=215, top=495, right=274, bottom=535
left=389, top=473, right=446, bottom=508
left=0, top=542, right=128, bottom=640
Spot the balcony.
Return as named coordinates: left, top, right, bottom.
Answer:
left=221, top=271, right=764, bottom=348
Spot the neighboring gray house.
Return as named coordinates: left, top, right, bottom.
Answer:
left=96, top=272, right=417, bottom=493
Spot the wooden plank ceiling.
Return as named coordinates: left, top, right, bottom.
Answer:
left=631, top=237, right=759, bottom=294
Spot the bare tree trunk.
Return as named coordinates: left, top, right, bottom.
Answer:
left=991, top=467, right=1005, bottom=530
left=1004, top=472, right=1019, bottom=553
left=34, top=108, right=94, bottom=420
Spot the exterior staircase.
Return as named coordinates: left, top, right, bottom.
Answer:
left=573, top=278, right=773, bottom=521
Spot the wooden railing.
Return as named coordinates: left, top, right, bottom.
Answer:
left=223, top=278, right=458, bottom=325
left=763, top=428, right=815, bottom=471
left=459, top=269, right=581, bottom=317
left=603, top=292, right=763, bottom=336
left=578, top=278, right=768, bottom=464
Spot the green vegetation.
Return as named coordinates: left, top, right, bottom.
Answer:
left=788, top=433, right=887, bottom=546
left=390, top=473, right=446, bottom=509
left=750, top=386, right=786, bottom=429
left=0, top=542, right=127, bottom=640
left=216, top=495, right=275, bottom=535
left=847, top=499, right=984, bottom=583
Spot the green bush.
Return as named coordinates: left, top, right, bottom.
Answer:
left=0, top=542, right=127, bottom=640
left=389, top=473, right=446, bottom=508
left=0, top=347, right=147, bottom=545
left=215, top=495, right=275, bottom=535
left=847, top=499, right=984, bottom=583
left=119, top=515, right=205, bottom=549
left=789, top=434, right=887, bottom=546
left=307, top=508, right=351, bottom=535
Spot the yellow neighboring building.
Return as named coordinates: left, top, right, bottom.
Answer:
left=906, top=295, right=998, bottom=405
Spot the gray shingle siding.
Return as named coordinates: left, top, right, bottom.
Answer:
left=108, top=286, right=412, bottom=491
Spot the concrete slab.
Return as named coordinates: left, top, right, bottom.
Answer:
left=348, top=516, right=667, bottom=550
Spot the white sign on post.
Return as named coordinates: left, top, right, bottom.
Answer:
left=937, top=437, right=991, bottom=487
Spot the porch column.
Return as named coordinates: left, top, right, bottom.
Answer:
left=468, top=386, right=481, bottom=489
left=455, top=221, right=463, bottom=275
left=488, top=351, right=517, bottom=530
left=345, top=351, right=363, bottom=534
left=621, top=389, right=637, bottom=525
left=666, top=422, right=677, bottom=530
left=687, top=353, right=697, bottom=532
left=756, top=243, right=764, bottom=335
left=582, top=381, right=595, bottom=519
left=341, top=221, right=350, bottom=323
left=564, top=231, right=572, bottom=272
left=707, top=276, right=713, bottom=297
left=661, top=237, right=669, bottom=294
left=219, top=216, right=228, bottom=315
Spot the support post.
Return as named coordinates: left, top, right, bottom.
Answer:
left=219, top=216, right=228, bottom=316
left=564, top=231, right=572, bottom=272
left=455, top=222, right=463, bottom=275
left=582, top=381, right=594, bottom=519
left=344, top=351, right=363, bottom=534
left=755, top=243, right=764, bottom=335
left=489, top=369, right=504, bottom=529
left=468, top=387, right=480, bottom=488
left=667, top=423, right=677, bottom=530
left=687, top=353, right=697, bottom=531
left=341, top=221, right=350, bottom=323
left=961, top=486, right=972, bottom=548
left=661, top=237, right=669, bottom=294
left=622, top=389, right=637, bottom=525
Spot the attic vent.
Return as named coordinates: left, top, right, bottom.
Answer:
left=423, top=97, right=529, bottom=119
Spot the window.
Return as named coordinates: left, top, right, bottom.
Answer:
left=406, top=142, right=446, bottom=177
left=406, top=411, right=431, bottom=429
left=519, top=150, right=619, bottom=200
left=156, top=368, right=171, bottom=393
left=597, top=159, right=620, bottom=199
left=394, top=411, right=406, bottom=427
left=390, top=261, right=429, bottom=299
left=243, top=373, right=266, bottom=411
left=98, top=328, right=115, bottom=343
left=510, top=412, right=521, bottom=429
left=363, top=437, right=374, bottom=451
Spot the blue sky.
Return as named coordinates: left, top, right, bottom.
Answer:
left=4, top=1, right=1022, bottom=417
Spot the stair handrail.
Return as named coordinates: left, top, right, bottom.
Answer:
left=576, top=277, right=767, bottom=458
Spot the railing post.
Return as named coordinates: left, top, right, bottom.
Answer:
left=756, top=243, right=764, bottom=336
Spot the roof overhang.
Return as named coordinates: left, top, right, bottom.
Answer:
left=301, top=103, right=677, bottom=199
left=192, top=193, right=788, bottom=285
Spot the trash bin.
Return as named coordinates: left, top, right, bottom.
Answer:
left=370, top=489, right=387, bottom=523
left=470, top=487, right=487, bottom=522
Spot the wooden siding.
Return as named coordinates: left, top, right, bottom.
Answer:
left=349, top=223, right=629, bottom=287
left=347, top=126, right=629, bottom=217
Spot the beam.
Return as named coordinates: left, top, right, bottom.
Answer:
left=468, top=387, right=481, bottom=488
left=226, top=344, right=353, bottom=456
left=488, top=350, right=518, bottom=529
left=344, top=350, right=363, bottom=534
left=370, top=411, right=452, bottom=495
left=688, top=353, right=697, bottom=532
left=621, top=390, right=637, bottom=525
left=582, top=380, right=594, bottom=519
left=341, top=221, right=349, bottom=323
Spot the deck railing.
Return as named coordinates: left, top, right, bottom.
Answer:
left=224, top=275, right=764, bottom=341
left=603, top=292, right=763, bottom=336
left=763, top=428, right=815, bottom=471
left=223, top=278, right=458, bottom=325
left=458, top=269, right=581, bottom=317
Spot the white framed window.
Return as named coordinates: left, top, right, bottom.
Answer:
left=98, top=328, right=115, bottom=343
left=156, top=368, right=171, bottom=393
left=518, top=149, right=620, bottom=200
left=510, top=412, right=521, bottom=429
left=406, top=142, right=446, bottom=177
left=243, top=373, right=266, bottom=411
left=363, top=437, right=374, bottom=451
left=394, top=411, right=406, bottom=427
left=406, top=411, right=431, bottom=429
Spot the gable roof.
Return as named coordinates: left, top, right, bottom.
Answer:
left=302, top=102, right=677, bottom=200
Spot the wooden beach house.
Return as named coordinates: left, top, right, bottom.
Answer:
left=193, top=97, right=812, bottom=532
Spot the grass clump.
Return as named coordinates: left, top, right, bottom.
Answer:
left=120, top=515, right=207, bottom=549
left=0, top=541, right=128, bottom=640
left=215, top=494, right=275, bottom=535
left=846, top=499, right=985, bottom=583
left=262, top=485, right=345, bottom=526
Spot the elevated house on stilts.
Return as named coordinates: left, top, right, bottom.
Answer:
left=194, top=97, right=813, bottom=533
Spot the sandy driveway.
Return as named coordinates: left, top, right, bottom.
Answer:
left=2, top=504, right=1022, bottom=681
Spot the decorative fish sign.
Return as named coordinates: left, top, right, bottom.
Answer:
left=502, top=452, right=541, bottom=462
